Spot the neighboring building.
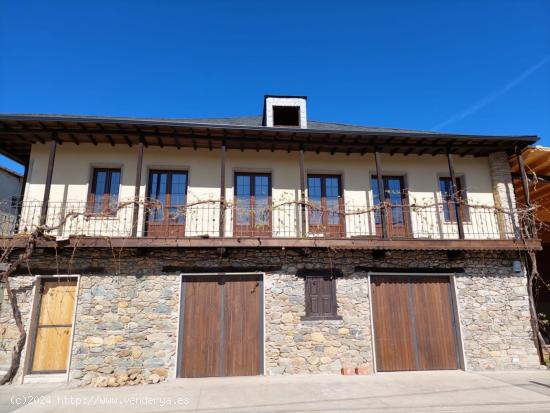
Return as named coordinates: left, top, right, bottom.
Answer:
left=510, top=146, right=550, bottom=346
left=0, top=96, right=543, bottom=386
left=0, top=165, right=23, bottom=236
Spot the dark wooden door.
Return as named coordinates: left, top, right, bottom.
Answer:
left=180, top=275, right=262, bottom=378
left=223, top=275, right=262, bottom=376
left=371, top=275, right=460, bottom=372
left=234, top=173, right=272, bottom=237
left=307, top=175, right=344, bottom=237
left=146, top=170, right=187, bottom=237
left=372, top=176, right=411, bottom=238
left=181, top=277, right=222, bottom=377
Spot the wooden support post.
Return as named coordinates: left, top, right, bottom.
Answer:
left=516, top=148, right=533, bottom=237
left=131, top=141, right=144, bottom=237
left=39, top=140, right=57, bottom=226
left=299, top=149, right=307, bottom=238
left=219, top=145, right=226, bottom=237
left=447, top=152, right=465, bottom=239
left=374, top=151, right=388, bottom=239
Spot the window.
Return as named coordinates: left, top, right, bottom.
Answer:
left=89, top=168, right=121, bottom=215
left=371, top=175, right=410, bottom=237
left=303, top=275, right=341, bottom=320
left=146, top=170, right=188, bottom=237
left=307, top=174, right=344, bottom=236
left=439, top=177, right=469, bottom=222
left=234, top=173, right=271, bottom=236
left=272, top=106, right=300, bottom=127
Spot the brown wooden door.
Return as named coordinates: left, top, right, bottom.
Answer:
left=371, top=275, right=460, bottom=372
left=234, top=173, right=272, bottom=237
left=146, top=170, right=187, bottom=237
left=180, top=275, right=262, bottom=378
left=372, top=176, right=411, bottom=238
left=307, top=175, right=344, bottom=237
left=30, top=279, right=77, bottom=373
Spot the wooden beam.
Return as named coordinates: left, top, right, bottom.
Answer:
left=447, top=152, right=465, bottom=239
left=299, top=149, right=307, bottom=238
left=219, top=145, right=226, bottom=237
left=40, top=140, right=57, bottom=226
left=131, top=142, right=144, bottom=237
left=374, top=151, right=389, bottom=239
left=3, top=235, right=540, bottom=251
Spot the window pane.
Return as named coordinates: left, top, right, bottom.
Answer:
left=307, top=177, right=322, bottom=225
left=254, top=176, right=269, bottom=226
left=371, top=177, right=381, bottom=225
left=92, top=171, right=107, bottom=213
left=386, top=178, right=403, bottom=225
left=108, top=171, right=120, bottom=211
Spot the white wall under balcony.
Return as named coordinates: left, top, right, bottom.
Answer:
left=23, top=142, right=500, bottom=239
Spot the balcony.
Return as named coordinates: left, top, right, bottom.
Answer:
left=0, top=199, right=538, bottom=251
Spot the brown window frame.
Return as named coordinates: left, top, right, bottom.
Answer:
left=307, top=174, right=345, bottom=237
left=145, top=170, right=188, bottom=237
left=88, top=168, right=121, bottom=216
left=301, top=275, right=341, bottom=321
left=439, top=177, right=470, bottom=223
left=371, top=175, right=411, bottom=238
left=233, top=172, right=272, bottom=237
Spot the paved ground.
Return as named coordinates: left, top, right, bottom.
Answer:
left=0, top=370, right=549, bottom=413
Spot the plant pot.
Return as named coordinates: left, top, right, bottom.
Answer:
left=355, top=367, right=370, bottom=375
left=340, top=367, right=355, bottom=375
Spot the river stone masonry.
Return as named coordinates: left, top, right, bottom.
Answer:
left=0, top=248, right=542, bottom=386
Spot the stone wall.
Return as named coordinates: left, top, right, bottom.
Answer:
left=0, top=247, right=541, bottom=385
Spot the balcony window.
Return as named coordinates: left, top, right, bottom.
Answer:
left=234, top=173, right=271, bottom=236
left=146, top=170, right=188, bottom=237
left=439, top=177, right=469, bottom=222
left=307, top=175, right=344, bottom=237
left=371, top=175, right=410, bottom=237
left=89, top=168, right=121, bottom=215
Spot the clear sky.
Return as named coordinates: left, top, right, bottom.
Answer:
left=1, top=0, right=549, bottom=175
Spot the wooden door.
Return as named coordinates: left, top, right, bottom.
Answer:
left=181, top=277, right=222, bottom=377
left=30, top=279, right=77, bottom=373
left=146, top=170, right=187, bottom=237
left=372, top=176, right=411, bottom=238
left=234, top=173, right=272, bottom=237
left=223, top=275, right=262, bottom=376
left=411, top=277, right=460, bottom=370
left=371, top=275, right=459, bottom=372
left=180, top=275, right=262, bottom=378
left=307, top=175, right=344, bottom=237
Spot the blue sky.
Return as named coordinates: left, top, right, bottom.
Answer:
left=1, top=1, right=549, bottom=175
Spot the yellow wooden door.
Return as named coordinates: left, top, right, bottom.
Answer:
left=31, top=279, right=77, bottom=373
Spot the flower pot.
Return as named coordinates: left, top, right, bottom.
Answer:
left=340, top=367, right=355, bottom=375
left=355, top=367, right=370, bottom=375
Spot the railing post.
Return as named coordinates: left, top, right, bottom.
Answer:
left=447, top=151, right=465, bottom=239
left=219, top=144, right=226, bottom=237
left=39, top=139, right=57, bottom=226
left=516, top=148, right=533, bottom=237
left=131, top=141, right=144, bottom=237
left=374, top=150, right=389, bottom=239
left=299, top=149, right=307, bottom=238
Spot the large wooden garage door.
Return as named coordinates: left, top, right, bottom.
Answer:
left=371, top=275, right=460, bottom=372
left=180, top=275, right=262, bottom=378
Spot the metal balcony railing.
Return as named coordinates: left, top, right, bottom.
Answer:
left=0, top=199, right=532, bottom=241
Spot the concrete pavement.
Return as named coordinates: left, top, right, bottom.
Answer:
left=1, top=370, right=549, bottom=413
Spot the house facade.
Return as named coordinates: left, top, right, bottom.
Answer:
left=0, top=96, right=543, bottom=386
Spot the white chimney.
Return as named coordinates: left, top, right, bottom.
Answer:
left=263, top=95, right=307, bottom=128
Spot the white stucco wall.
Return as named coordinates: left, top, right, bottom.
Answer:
left=22, top=142, right=501, bottom=239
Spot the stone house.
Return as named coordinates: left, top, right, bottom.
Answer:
left=0, top=95, right=543, bottom=386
